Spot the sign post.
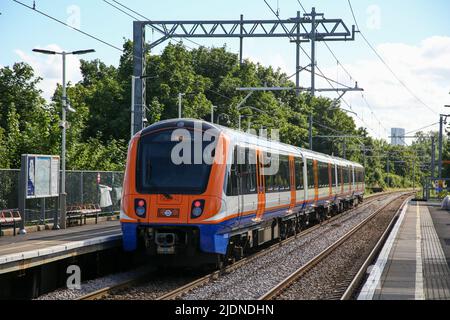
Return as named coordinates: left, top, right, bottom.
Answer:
left=19, top=154, right=60, bottom=234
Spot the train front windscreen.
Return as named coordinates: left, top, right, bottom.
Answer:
left=136, top=128, right=217, bottom=195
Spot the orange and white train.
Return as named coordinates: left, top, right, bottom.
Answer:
left=120, top=119, right=365, bottom=263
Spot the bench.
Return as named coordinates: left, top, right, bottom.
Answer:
left=66, top=204, right=102, bottom=226
left=0, top=209, right=22, bottom=236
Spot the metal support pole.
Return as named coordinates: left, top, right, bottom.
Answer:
left=211, top=105, right=215, bottom=123
left=362, top=145, right=366, bottom=168
left=40, top=198, right=45, bottom=225
left=438, top=115, right=444, bottom=179
left=18, top=155, right=27, bottom=234
left=387, top=156, right=390, bottom=188
left=413, top=158, right=416, bottom=191
left=310, top=7, right=316, bottom=96
left=431, top=136, right=436, bottom=179
left=309, top=114, right=313, bottom=150
left=58, top=52, right=67, bottom=230
left=239, top=14, right=243, bottom=65
left=178, top=93, right=183, bottom=118
left=133, top=21, right=146, bottom=135
left=343, top=140, right=346, bottom=159
left=295, top=10, right=301, bottom=96
left=130, top=76, right=135, bottom=139
left=80, top=171, right=84, bottom=205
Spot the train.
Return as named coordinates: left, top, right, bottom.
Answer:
left=120, top=118, right=365, bottom=265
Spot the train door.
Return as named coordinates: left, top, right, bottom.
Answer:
left=236, top=146, right=245, bottom=226
left=289, top=155, right=296, bottom=210
left=255, top=149, right=266, bottom=221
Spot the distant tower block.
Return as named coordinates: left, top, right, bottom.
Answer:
left=391, top=128, right=406, bottom=146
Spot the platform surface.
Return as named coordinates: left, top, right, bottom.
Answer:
left=358, top=201, right=450, bottom=300
left=0, top=220, right=121, bottom=274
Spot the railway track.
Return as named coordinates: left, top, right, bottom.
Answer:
left=156, top=191, right=407, bottom=301
left=259, top=193, right=411, bottom=300
left=76, top=191, right=407, bottom=300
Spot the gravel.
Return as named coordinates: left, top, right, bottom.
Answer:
left=276, top=194, right=409, bottom=300
left=103, top=274, right=198, bottom=300
left=180, top=193, right=407, bottom=300
left=36, top=266, right=152, bottom=300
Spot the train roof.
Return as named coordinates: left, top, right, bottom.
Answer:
left=140, top=118, right=363, bottom=168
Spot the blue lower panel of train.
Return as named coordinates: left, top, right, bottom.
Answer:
left=121, top=221, right=231, bottom=255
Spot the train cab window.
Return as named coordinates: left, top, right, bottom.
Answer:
left=295, top=157, right=304, bottom=190
left=307, top=159, right=314, bottom=188
left=137, top=128, right=215, bottom=194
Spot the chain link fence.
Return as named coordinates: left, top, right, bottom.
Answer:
left=0, top=169, right=124, bottom=226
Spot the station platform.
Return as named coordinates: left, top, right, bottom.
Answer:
left=0, top=220, right=121, bottom=275
left=358, top=200, right=450, bottom=300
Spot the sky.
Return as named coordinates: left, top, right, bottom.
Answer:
left=1, top=0, right=450, bottom=142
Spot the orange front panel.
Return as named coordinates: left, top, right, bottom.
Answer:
left=121, top=131, right=229, bottom=225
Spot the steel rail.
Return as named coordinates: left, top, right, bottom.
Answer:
left=340, top=195, right=412, bottom=300
left=259, top=192, right=411, bottom=300
left=76, top=190, right=404, bottom=300
left=156, top=191, right=402, bottom=300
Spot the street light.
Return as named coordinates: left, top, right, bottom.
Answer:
left=33, top=48, right=95, bottom=230
left=211, top=105, right=217, bottom=123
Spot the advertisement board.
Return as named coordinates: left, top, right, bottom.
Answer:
left=25, top=154, right=60, bottom=199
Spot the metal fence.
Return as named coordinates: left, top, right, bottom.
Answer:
left=0, top=169, right=124, bottom=226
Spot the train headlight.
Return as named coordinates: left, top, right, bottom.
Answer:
left=191, top=200, right=205, bottom=219
left=135, top=199, right=146, bottom=217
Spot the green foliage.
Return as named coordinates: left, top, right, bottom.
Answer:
left=0, top=41, right=437, bottom=190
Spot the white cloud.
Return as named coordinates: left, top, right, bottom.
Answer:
left=14, top=44, right=82, bottom=101
left=320, top=36, right=450, bottom=141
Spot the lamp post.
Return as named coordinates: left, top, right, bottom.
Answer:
left=178, top=93, right=185, bottom=118
left=33, top=48, right=95, bottom=229
left=211, top=105, right=217, bottom=123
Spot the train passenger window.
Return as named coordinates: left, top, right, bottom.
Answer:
left=241, top=147, right=257, bottom=194
left=343, top=166, right=349, bottom=184
left=264, top=153, right=276, bottom=192
left=307, top=159, right=314, bottom=188
left=278, top=155, right=290, bottom=191
left=348, top=167, right=352, bottom=185
left=331, top=164, right=336, bottom=187
left=295, top=157, right=304, bottom=190
left=318, top=162, right=329, bottom=188
left=226, top=146, right=239, bottom=196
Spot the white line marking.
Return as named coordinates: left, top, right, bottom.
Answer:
left=415, top=202, right=425, bottom=300
left=357, top=201, right=409, bottom=300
